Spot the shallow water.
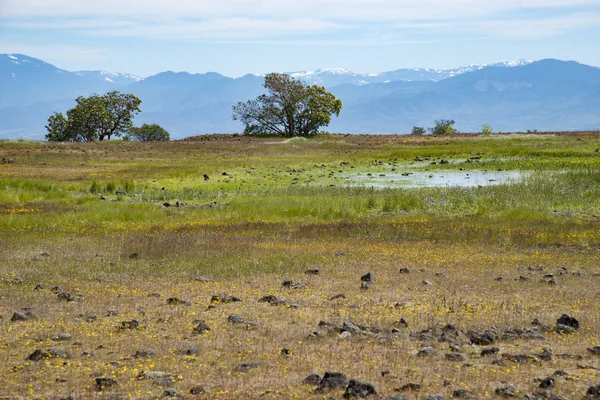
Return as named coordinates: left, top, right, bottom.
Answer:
left=345, top=170, right=524, bottom=188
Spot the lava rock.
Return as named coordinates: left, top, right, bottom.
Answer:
left=343, top=379, right=377, bottom=399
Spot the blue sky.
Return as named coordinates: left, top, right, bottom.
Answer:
left=1, top=0, right=599, bottom=77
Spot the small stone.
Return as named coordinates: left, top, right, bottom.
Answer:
left=119, top=320, right=139, bottom=329
left=51, top=333, right=72, bottom=342
left=398, top=382, right=421, bottom=391
left=133, top=350, right=156, bottom=359
left=480, top=347, right=500, bottom=356
left=11, top=311, right=33, bottom=322
left=452, top=389, right=472, bottom=398
left=303, top=374, right=322, bottom=385
left=399, top=268, right=410, bottom=274
left=106, top=309, right=119, bottom=316
left=330, top=293, right=346, bottom=300
left=555, top=324, right=576, bottom=334
left=417, top=346, right=436, bottom=357
left=556, top=314, right=579, bottom=330
left=445, top=353, right=465, bottom=362
left=425, top=396, right=444, bottom=400
left=192, top=320, right=210, bottom=335
left=339, top=331, right=352, bottom=340
left=538, top=376, right=555, bottom=389
left=423, top=280, right=434, bottom=286
left=282, top=280, right=306, bottom=289
left=495, top=384, right=517, bottom=397
left=211, top=294, right=241, bottom=304
left=167, top=297, right=190, bottom=306
left=360, top=282, right=370, bottom=290
left=163, top=388, right=179, bottom=397
left=233, top=361, right=260, bottom=373
left=343, top=379, right=377, bottom=399
left=318, top=372, right=348, bottom=391
left=305, top=269, right=320, bottom=275
left=589, top=346, right=600, bottom=355
left=57, top=292, right=75, bottom=302
left=95, top=377, right=118, bottom=391
left=469, top=330, right=495, bottom=345
left=361, top=272, right=375, bottom=282
left=586, top=385, right=600, bottom=398
left=189, top=385, right=205, bottom=395
left=195, top=276, right=212, bottom=283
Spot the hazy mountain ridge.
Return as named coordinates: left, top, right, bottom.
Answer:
left=0, top=55, right=599, bottom=139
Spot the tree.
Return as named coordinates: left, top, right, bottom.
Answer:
left=127, top=124, right=170, bottom=142
left=481, top=124, right=493, bottom=135
left=411, top=126, right=426, bottom=135
left=45, top=91, right=141, bottom=142
left=429, top=119, right=457, bottom=135
left=232, top=73, right=342, bottom=137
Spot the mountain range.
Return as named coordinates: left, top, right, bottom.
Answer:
left=1, top=54, right=599, bottom=139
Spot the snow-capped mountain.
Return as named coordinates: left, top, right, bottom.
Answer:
left=287, top=59, right=532, bottom=87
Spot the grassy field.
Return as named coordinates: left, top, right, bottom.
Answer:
left=1, top=132, right=600, bottom=399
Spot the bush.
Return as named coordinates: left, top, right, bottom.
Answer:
left=411, top=126, right=426, bottom=135
left=481, top=124, right=493, bottom=135
left=127, top=124, right=170, bottom=142
left=429, top=119, right=457, bottom=135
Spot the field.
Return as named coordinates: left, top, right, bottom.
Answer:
left=1, top=132, right=600, bottom=399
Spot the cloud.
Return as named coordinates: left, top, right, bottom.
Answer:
left=1, top=0, right=599, bottom=41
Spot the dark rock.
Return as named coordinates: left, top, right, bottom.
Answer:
left=166, top=297, right=190, bottom=306
left=11, top=311, right=33, bottom=322
left=480, top=347, right=499, bottom=356
left=163, top=202, right=171, bottom=208
left=385, top=395, right=407, bottom=400
left=495, top=384, right=517, bottom=397
left=360, top=282, right=370, bottom=290
left=452, top=389, right=472, bottom=398
left=106, top=309, right=118, bottom=316
left=399, top=268, right=410, bottom=274
left=51, top=333, right=72, bottom=341
left=34, top=284, right=44, bottom=290
left=425, top=396, right=444, bottom=400
left=318, top=372, right=349, bottom=391
left=189, top=386, right=205, bottom=395
left=330, top=294, right=346, bottom=300
left=342, top=321, right=363, bottom=334
left=80, top=313, right=97, bottom=322
left=556, top=314, right=579, bottom=330
left=552, top=370, right=568, bottom=377
left=133, top=350, right=156, bottom=359
left=192, top=320, right=210, bottom=335
left=119, top=320, right=139, bottom=329
left=586, top=385, right=600, bottom=398
left=398, top=382, right=421, bottom=391
left=468, top=330, right=495, bottom=345
left=233, top=361, right=260, bottom=373
left=258, top=295, right=289, bottom=306
left=228, top=314, right=245, bottom=324
left=305, top=269, right=320, bottom=275
left=303, top=374, right=322, bottom=385
left=95, top=377, right=118, bottom=391
left=343, top=379, right=377, bottom=399
left=28, top=349, right=44, bottom=361
left=589, top=346, right=600, bottom=355
left=417, top=346, right=436, bottom=357
left=179, top=345, right=199, bottom=356
left=503, top=353, right=537, bottom=364
left=555, top=324, right=576, bottom=334
left=203, top=174, right=210, bottom=180
left=445, top=353, right=465, bottom=362
left=282, top=280, right=306, bottom=289
left=361, top=272, right=375, bottom=283
left=538, top=376, right=554, bottom=389
left=211, top=294, right=241, bottom=304
left=163, top=388, right=179, bottom=397
left=537, top=348, right=552, bottom=361
left=57, top=292, right=75, bottom=302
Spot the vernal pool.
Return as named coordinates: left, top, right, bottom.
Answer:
left=345, top=170, right=525, bottom=188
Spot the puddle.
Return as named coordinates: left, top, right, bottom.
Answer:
left=345, top=170, right=524, bottom=188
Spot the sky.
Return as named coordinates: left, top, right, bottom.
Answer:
left=1, top=0, right=599, bottom=77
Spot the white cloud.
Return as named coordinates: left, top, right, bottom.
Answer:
left=1, top=0, right=599, bottom=41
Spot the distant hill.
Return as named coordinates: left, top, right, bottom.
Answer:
left=0, top=54, right=598, bottom=139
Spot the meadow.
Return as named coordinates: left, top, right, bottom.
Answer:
left=1, top=132, right=600, bottom=399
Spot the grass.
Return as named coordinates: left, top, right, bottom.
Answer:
left=1, top=132, right=600, bottom=398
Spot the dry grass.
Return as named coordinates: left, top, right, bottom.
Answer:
left=1, top=134, right=600, bottom=399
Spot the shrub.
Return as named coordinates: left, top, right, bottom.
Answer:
left=127, top=124, right=170, bottom=142
left=481, top=124, right=493, bottom=135
left=411, top=126, right=426, bottom=135
left=429, top=119, right=457, bottom=135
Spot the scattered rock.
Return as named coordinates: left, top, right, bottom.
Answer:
left=445, top=353, right=465, bottom=362
left=258, top=295, right=290, bottom=306
left=57, top=292, right=76, bottom=302
left=303, top=374, right=322, bottom=385
left=203, top=174, right=209, bottom=180
left=51, top=333, right=72, bottom=342
left=330, top=294, right=346, bottom=301
left=495, top=384, right=517, bottom=397
left=397, top=382, right=421, bottom=392
left=343, top=379, right=377, bottom=399
left=399, top=268, right=410, bottom=274
left=195, top=276, right=212, bottom=283
left=360, top=282, right=370, bottom=290
left=106, top=309, right=119, bottom=316
left=586, top=385, right=600, bottom=398
left=95, top=377, right=118, bottom=391
left=163, top=387, right=179, bottom=397
left=417, top=346, right=436, bottom=357
left=588, top=346, right=600, bottom=355
left=166, top=297, right=191, bottom=306
left=189, top=385, right=205, bottom=395
left=339, top=331, right=352, bottom=340
left=361, top=272, right=375, bottom=282
left=305, top=269, right=320, bottom=275
left=11, top=311, right=34, bottom=322
left=80, top=313, right=97, bottom=323
left=233, top=361, right=260, bottom=373
left=538, top=376, right=555, bottom=389
left=28, top=349, right=71, bottom=361
left=192, top=320, right=210, bottom=335
left=468, top=330, right=495, bottom=345
left=425, top=396, right=444, bottom=400
left=452, top=389, right=473, bottom=398
left=227, top=314, right=257, bottom=330
left=480, top=347, right=499, bottom=357
left=282, top=280, right=306, bottom=289
left=556, top=314, right=579, bottom=330
left=423, top=280, right=434, bottom=286
left=555, top=324, right=576, bottom=334
left=133, top=350, right=156, bottom=359
left=119, top=320, right=139, bottom=329
left=317, top=372, right=349, bottom=391
left=211, top=294, right=241, bottom=304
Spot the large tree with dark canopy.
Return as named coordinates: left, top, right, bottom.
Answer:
left=232, top=73, right=342, bottom=137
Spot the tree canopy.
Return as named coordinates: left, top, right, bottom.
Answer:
left=45, top=91, right=141, bottom=142
left=126, top=123, right=170, bottom=142
left=232, top=73, right=342, bottom=137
